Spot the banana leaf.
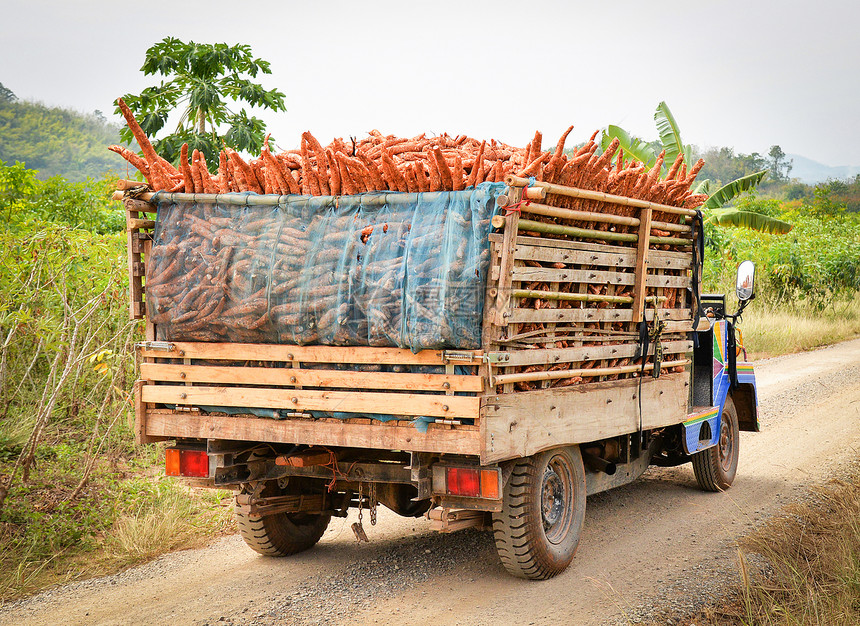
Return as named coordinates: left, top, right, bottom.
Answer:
left=654, top=102, right=685, bottom=169
left=601, top=125, right=657, bottom=169
left=706, top=209, right=793, bottom=234
left=692, top=179, right=713, bottom=196
left=703, top=170, right=768, bottom=210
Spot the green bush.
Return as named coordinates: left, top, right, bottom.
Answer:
left=704, top=194, right=860, bottom=310
left=1, top=160, right=124, bottom=233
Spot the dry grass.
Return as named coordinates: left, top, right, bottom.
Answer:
left=741, top=296, right=860, bottom=359
left=0, top=477, right=234, bottom=602
left=696, top=468, right=860, bottom=625
left=107, top=482, right=234, bottom=563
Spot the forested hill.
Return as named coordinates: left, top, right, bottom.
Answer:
left=0, top=97, right=131, bottom=181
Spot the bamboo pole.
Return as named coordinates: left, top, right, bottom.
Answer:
left=112, top=188, right=496, bottom=207
left=650, top=219, right=691, bottom=233
left=514, top=200, right=640, bottom=227
left=510, top=289, right=667, bottom=305
left=524, top=186, right=546, bottom=200
left=516, top=218, right=692, bottom=246
left=116, top=179, right=148, bottom=191
left=521, top=201, right=690, bottom=233
left=505, top=174, right=698, bottom=217
left=127, top=218, right=155, bottom=230
left=492, top=359, right=691, bottom=386
left=497, top=197, right=690, bottom=233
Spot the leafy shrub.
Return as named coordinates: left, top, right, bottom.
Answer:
left=704, top=201, right=860, bottom=310
left=1, top=160, right=124, bottom=233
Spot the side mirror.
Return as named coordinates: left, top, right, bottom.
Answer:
left=736, top=260, right=755, bottom=302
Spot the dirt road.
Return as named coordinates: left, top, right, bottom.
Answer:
left=3, top=339, right=859, bottom=626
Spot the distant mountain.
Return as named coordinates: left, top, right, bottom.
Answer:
left=0, top=98, right=131, bottom=181
left=786, top=154, right=860, bottom=185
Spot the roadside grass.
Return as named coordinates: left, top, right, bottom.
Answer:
left=697, top=466, right=860, bottom=625
left=742, top=295, right=860, bottom=360
left=0, top=445, right=233, bottom=602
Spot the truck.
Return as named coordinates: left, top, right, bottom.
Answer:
left=117, top=169, right=759, bottom=580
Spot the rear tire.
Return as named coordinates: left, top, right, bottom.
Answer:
left=492, top=446, right=586, bottom=580
left=234, top=484, right=331, bottom=557
left=693, top=396, right=740, bottom=492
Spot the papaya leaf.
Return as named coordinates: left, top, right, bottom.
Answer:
left=705, top=208, right=793, bottom=234
left=601, top=126, right=657, bottom=169
left=703, top=170, right=768, bottom=210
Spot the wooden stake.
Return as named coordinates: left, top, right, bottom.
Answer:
left=631, top=207, right=653, bottom=321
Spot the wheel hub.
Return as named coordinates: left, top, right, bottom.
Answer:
left=718, top=418, right=734, bottom=471
left=540, top=455, right=575, bottom=544
left=542, top=469, right=564, bottom=528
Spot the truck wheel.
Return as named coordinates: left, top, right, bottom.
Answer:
left=492, top=446, right=586, bottom=580
left=692, top=396, right=739, bottom=492
left=234, top=485, right=331, bottom=557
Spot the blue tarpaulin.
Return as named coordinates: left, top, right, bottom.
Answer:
left=148, top=183, right=504, bottom=352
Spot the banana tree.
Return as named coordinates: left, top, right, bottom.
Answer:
left=601, top=102, right=792, bottom=234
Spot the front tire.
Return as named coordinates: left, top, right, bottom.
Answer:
left=234, top=483, right=331, bottom=556
left=692, top=395, right=740, bottom=491
left=492, top=446, right=586, bottom=580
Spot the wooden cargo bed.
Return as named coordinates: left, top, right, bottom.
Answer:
left=125, top=174, right=700, bottom=461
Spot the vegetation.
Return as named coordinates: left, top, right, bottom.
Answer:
left=601, top=102, right=792, bottom=234
left=693, top=467, right=860, bottom=625
left=0, top=84, right=859, bottom=609
left=0, top=89, right=129, bottom=181
left=703, top=193, right=860, bottom=315
left=117, top=38, right=287, bottom=168
left=0, top=162, right=231, bottom=599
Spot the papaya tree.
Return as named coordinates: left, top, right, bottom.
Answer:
left=602, top=102, right=792, bottom=234
left=116, top=38, right=286, bottom=170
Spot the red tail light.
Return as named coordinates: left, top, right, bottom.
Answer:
left=447, top=467, right=481, bottom=497
left=165, top=448, right=209, bottom=478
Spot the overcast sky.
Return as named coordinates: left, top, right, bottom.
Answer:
left=3, top=0, right=859, bottom=166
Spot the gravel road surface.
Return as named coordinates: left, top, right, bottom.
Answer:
left=2, top=338, right=859, bottom=625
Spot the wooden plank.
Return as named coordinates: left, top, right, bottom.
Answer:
left=497, top=339, right=692, bottom=368
left=514, top=266, right=632, bottom=285
left=631, top=207, right=653, bottom=322
left=664, top=320, right=698, bottom=334
left=507, top=307, right=692, bottom=324
left=511, top=266, right=691, bottom=289
left=480, top=372, right=690, bottom=463
left=140, top=362, right=484, bottom=393
left=514, top=234, right=693, bottom=261
left=139, top=341, right=482, bottom=366
left=511, top=242, right=691, bottom=271
left=144, top=410, right=481, bottom=456
left=140, top=385, right=481, bottom=419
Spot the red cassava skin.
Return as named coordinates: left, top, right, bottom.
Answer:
left=110, top=105, right=708, bottom=216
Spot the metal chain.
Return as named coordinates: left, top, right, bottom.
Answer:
left=369, top=482, right=377, bottom=526
left=357, top=482, right=363, bottom=526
